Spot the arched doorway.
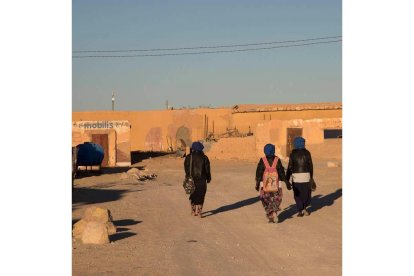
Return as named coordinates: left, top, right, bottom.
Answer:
left=176, top=126, right=191, bottom=151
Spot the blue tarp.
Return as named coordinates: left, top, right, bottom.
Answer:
left=76, top=142, right=104, bottom=166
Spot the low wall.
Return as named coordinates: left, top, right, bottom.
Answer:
left=205, top=136, right=257, bottom=161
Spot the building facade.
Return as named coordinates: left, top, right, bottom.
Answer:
left=72, top=102, right=342, bottom=165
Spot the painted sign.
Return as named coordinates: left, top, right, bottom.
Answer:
left=72, top=121, right=130, bottom=129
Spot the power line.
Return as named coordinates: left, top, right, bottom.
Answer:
left=73, top=39, right=341, bottom=58
left=73, top=35, right=341, bottom=53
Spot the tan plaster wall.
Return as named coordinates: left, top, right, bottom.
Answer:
left=255, top=118, right=342, bottom=158
left=72, top=107, right=342, bottom=160
left=231, top=109, right=342, bottom=134
left=72, top=109, right=231, bottom=152
left=205, top=136, right=257, bottom=160
left=255, top=121, right=284, bottom=159
left=307, top=139, right=342, bottom=160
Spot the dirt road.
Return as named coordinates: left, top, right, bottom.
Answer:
left=73, top=155, right=342, bottom=275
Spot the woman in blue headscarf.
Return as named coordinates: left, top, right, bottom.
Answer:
left=184, top=141, right=211, bottom=217
left=255, top=143, right=290, bottom=223
left=286, top=137, right=315, bottom=217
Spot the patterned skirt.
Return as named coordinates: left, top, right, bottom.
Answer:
left=260, top=191, right=282, bottom=219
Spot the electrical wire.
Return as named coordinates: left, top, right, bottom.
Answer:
left=73, top=35, right=342, bottom=53
left=73, top=39, right=341, bottom=58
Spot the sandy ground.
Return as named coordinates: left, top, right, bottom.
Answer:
left=72, top=155, right=342, bottom=275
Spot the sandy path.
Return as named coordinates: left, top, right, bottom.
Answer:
left=73, top=156, right=342, bottom=275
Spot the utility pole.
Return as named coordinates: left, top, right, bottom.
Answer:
left=112, top=92, right=115, bottom=111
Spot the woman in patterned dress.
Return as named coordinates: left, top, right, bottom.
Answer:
left=255, top=144, right=291, bottom=223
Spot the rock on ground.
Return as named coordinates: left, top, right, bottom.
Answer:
left=83, top=206, right=113, bottom=223
left=127, top=168, right=141, bottom=176
left=73, top=206, right=117, bottom=243
left=106, top=222, right=117, bottom=235
left=73, top=220, right=87, bottom=240
left=81, top=221, right=110, bottom=245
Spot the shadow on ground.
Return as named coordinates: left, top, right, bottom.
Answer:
left=131, top=151, right=174, bottom=164
left=278, top=188, right=342, bottom=223
left=110, top=232, right=137, bottom=242
left=113, top=219, right=142, bottom=226
left=72, top=187, right=131, bottom=206
left=75, top=166, right=146, bottom=180
left=201, top=196, right=260, bottom=218
left=110, top=219, right=142, bottom=242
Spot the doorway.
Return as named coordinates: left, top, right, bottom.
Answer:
left=286, top=128, right=303, bottom=156
left=92, top=134, right=109, bottom=166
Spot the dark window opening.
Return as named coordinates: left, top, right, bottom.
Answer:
left=324, top=129, right=342, bottom=139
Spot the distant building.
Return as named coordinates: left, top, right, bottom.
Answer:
left=73, top=102, right=342, bottom=166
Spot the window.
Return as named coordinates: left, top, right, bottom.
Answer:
left=324, top=129, right=342, bottom=139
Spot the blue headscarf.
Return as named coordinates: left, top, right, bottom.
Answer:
left=263, top=143, right=275, bottom=157
left=191, top=141, right=204, bottom=152
left=294, top=137, right=305, bottom=149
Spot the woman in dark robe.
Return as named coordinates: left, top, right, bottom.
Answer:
left=285, top=137, right=316, bottom=217
left=184, top=141, right=211, bottom=217
left=255, top=144, right=290, bottom=223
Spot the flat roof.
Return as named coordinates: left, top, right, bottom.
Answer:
left=231, top=102, right=342, bottom=113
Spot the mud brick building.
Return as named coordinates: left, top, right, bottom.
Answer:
left=72, top=102, right=342, bottom=165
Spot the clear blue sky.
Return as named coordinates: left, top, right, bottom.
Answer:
left=73, top=0, right=341, bottom=111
